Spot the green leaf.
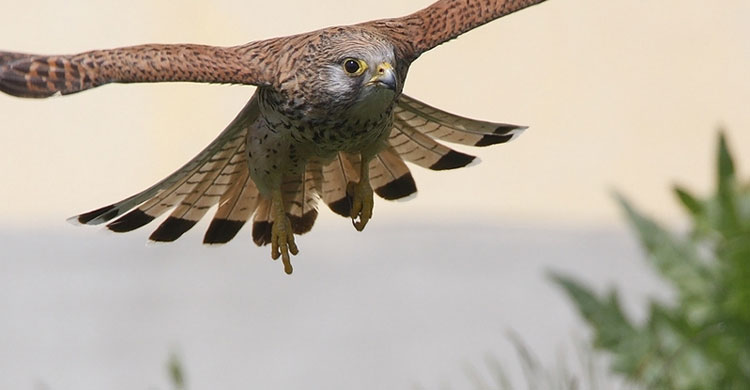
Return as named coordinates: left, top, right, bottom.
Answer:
left=615, top=193, right=713, bottom=319
left=674, top=186, right=705, bottom=218
left=716, top=132, right=740, bottom=234
left=717, top=132, right=736, bottom=192
left=549, top=274, right=635, bottom=348
left=555, top=131, right=750, bottom=389
left=167, top=353, right=186, bottom=390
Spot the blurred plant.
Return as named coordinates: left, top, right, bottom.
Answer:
left=463, top=333, right=613, bottom=390
left=167, top=352, right=186, bottom=390
left=428, top=332, right=635, bottom=390
left=551, top=132, right=750, bottom=389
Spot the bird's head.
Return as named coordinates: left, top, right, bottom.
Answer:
left=317, top=29, right=401, bottom=113
left=267, top=28, right=402, bottom=120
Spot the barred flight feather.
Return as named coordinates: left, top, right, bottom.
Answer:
left=72, top=97, right=259, bottom=240
left=251, top=197, right=273, bottom=246
left=395, top=95, right=527, bottom=147
left=203, top=171, right=260, bottom=244
left=389, top=117, right=477, bottom=171
left=321, top=152, right=360, bottom=217
left=148, top=137, right=247, bottom=242
left=369, top=146, right=417, bottom=200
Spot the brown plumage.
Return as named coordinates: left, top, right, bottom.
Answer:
left=0, top=0, right=547, bottom=274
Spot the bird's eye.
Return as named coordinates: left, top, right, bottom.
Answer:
left=342, top=58, right=367, bottom=76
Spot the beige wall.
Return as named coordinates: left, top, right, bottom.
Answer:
left=1, top=0, right=748, bottom=227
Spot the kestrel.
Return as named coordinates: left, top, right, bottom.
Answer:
left=0, top=0, right=548, bottom=274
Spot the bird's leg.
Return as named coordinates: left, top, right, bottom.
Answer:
left=347, top=156, right=374, bottom=231
left=270, top=189, right=298, bottom=274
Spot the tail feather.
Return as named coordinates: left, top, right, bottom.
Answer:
left=250, top=173, right=323, bottom=246
left=203, top=171, right=260, bottom=245
left=251, top=197, right=273, bottom=246
left=282, top=163, right=322, bottom=235
left=369, top=147, right=417, bottom=200
left=320, top=152, right=360, bottom=217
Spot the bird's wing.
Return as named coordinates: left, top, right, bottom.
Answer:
left=395, top=94, right=526, bottom=147
left=0, top=40, right=277, bottom=98
left=73, top=95, right=262, bottom=245
left=364, top=0, right=549, bottom=61
left=388, top=93, right=526, bottom=170
left=318, top=93, right=526, bottom=217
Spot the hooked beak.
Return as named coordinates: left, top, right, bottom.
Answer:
left=367, top=62, right=397, bottom=91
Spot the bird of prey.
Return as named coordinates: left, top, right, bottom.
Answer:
left=0, top=0, right=547, bottom=274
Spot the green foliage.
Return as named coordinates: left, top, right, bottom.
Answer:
left=551, top=133, right=750, bottom=389
left=455, top=333, right=626, bottom=390
left=167, top=352, right=186, bottom=390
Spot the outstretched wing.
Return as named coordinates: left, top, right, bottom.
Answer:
left=318, top=93, right=526, bottom=219
left=364, top=0, right=549, bottom=61
left=388, top=93, right=525, bottom=170
left=0, top=40, right=278, bottom=98
left=72, top=95, right=262, bottom=244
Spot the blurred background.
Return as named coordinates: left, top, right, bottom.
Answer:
left=1, top=0, right=748, bottom=388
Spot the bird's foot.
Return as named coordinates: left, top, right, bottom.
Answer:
left=271, top=199, right=298, bottom=274
left=347, top=180, right=373, bottom=231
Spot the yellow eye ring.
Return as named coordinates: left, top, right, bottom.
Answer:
left=342, top=58, right=368, bottom=76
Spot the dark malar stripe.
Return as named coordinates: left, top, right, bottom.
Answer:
left=374, top=173, right=417, bottom=200
left=149, top=217, right=197, bottom=242
left=107, top=209, right=155, bottom=232
left=203, top=218, right=246, bottom=244
left=429, top=150, right=475, bottom=170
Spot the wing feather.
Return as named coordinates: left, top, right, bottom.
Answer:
left=203, top=170, right=260, bottom=245
left=148, top=138, right=247, bottom=242
left=364, top=0, right=549, bottom=61
left=0, top=41, right=278, bottom=98
left=389, top=117, right=477, bottom=171
left=395, top=94, right=526, bottom=147
left=74, top=96, right=260, bottom=246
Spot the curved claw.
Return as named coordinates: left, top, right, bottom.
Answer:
left=270, top=192, right=299, bottom=274
left=271, top=218, right=298, bottom=274
left=347, top=180, right=373, bottom=232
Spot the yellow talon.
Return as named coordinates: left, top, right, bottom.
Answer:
left=348, top=157, right=374, bottom=231
left=270, top=190, right=298, bottom=274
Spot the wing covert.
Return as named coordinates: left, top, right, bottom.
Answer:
left=0, top=41, right=277, bottom=98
